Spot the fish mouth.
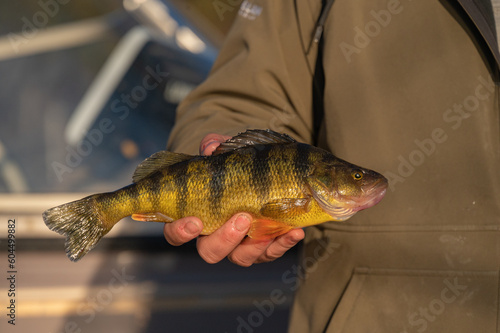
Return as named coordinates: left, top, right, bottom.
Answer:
left=355, top=187, right=387, bottom=211
left=352, top=178, right=388, bottom=211
left=309, top=177, right=388, bottom=221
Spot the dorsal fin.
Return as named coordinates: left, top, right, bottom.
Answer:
left=213, top=129, right=297, bottom=155
left=132, top=151, right=193, bottom=183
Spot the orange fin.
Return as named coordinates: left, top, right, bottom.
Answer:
left=131, top=212, right=173, bottom=223
left=248, top=218, right=294, bottom=240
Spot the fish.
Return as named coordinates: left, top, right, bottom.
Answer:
left=43, top=129, right=388, bottom=262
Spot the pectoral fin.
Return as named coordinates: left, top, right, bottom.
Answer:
left=131, top=212, right=174, bottom=223
left=260, top=198, right=311, bottom=219
left=248, top=218, right=294, bottom=240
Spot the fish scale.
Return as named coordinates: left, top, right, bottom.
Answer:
left=42, top=129, right=388, bottom=261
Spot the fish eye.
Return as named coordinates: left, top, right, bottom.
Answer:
left=351, top=170, right=363, bottom=180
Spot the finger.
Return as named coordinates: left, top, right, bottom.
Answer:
left=255, top=228, right=305, bottom=263
left=163, top=216, right=203, bottom=246
left=196, top=213, right=252, bottom=264
left=227, top=237, right=273, bottom=267
left=199, top=133, right=231, bottom=156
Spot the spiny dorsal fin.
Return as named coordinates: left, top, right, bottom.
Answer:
left=213, top=129, right=297, bottom=155
left=133, top=151, right=193, bottom=183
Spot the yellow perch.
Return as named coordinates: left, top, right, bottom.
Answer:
left=43, top=129, right=388, bottom=261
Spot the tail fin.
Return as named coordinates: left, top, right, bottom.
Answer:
left=43, top=195, right=113, bottom=262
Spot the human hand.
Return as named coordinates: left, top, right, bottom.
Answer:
left=163, top=133, right=305, bottom=266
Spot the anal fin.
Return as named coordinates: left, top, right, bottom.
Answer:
left=132, top=212, right=174, bottom=223
left=248, top=218, right=294, bottom=240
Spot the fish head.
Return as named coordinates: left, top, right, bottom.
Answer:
left=307, top=162, right=388, bottom=221
left=334, top=166, right=388, bottom=210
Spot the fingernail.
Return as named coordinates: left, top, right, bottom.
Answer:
left=184, top=220, right=201, bottom=235
left=234, top=215, right=251, bottom=232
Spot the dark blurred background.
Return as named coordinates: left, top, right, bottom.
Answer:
left=0, top=1, right=299, bottom=332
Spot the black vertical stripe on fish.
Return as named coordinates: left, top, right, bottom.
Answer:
left=173, top=162, right=189, bottom=217
left=295, top=143, right=312, bottom=176
left=146, top=172, right=164, bottom=205
left=108, top=183, right=139, bottom=211
left=208, top=153, right=229, bottom=213
left=127, top=183, right=142, bottom=212
left=252, top=144, right=271, bottom=200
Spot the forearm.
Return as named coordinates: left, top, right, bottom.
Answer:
left=167, top=0, right=317, bottom=154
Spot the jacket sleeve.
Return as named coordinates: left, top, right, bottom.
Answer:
left=166, top=0, right=321, bottom=154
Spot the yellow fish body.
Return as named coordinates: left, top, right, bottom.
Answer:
left=43, top=130, right=388, bottom=261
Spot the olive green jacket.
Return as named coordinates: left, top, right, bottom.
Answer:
left=168, top=1, right=500, bottom=332
left=168, top=0, right=500, bottom=154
